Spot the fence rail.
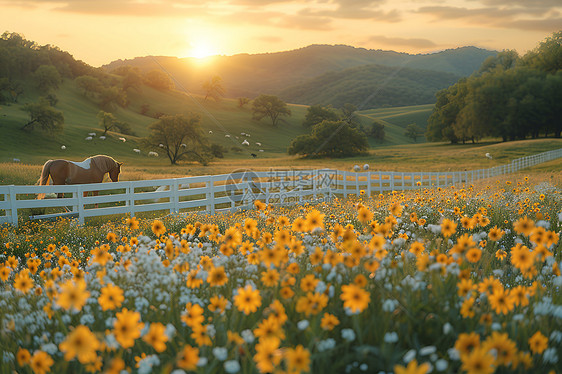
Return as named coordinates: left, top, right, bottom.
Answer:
left=1, top=148, right=561, bottom=227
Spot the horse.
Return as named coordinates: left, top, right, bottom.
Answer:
left=37, top=155, right=122, bottom=200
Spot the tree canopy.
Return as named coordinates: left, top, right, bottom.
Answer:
left=288, top=120, right=368, bottom=158
left=252, top=94, right=291, bottom=126
left=143, top=114, right=212, bottom=165
left=21, top=97, right=64, bottom=134
left=426, top=31, right=562, bottom=143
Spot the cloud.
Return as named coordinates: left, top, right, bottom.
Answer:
left=367, top=35, right=437, bottom=48
left=418, top=5, right=562, bottom=31
left=254, top=35, right=284, bottom=43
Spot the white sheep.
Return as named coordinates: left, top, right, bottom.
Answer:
left=181, top=143, right=187, bottom=147
left=159, top=143, right=164, bottom=148
left=133, top=149, right=141, bottom=153
left=209, top=130, right=213, bottom=134
left=85, top=136, right=93, bottom=141
left=148, top=151, right=159, bottom=157
left=12, top=158, right=20, bottom=162
left=485, top=153, right=492, bottom=159
left=99, top=136, right=106, bottom=140
left=242, top=139, right=249, bottom=146
left=225, top=135, right=231, bottom=138
left=119, top=137, right=126, bottom=142
left=256, top=142, right=262, bottom=146
left=88, top=132, right=96, bottom=136
left=61, top=145, right=66, bottom=150
left=363, top=164, right=369, bottom=171
left=259, top=149, right=264, bottom=152
left=246, top=133, right=251, bottom=137
left=353, top=165, right=361, bottom=172
left=241, top=132, right=245, bottom=136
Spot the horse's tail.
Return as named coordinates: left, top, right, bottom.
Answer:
left=37, top=160, right=53, bottom=199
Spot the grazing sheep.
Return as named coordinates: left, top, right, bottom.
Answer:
left=61, top=145, right=66, bottom=150
left=99, top=136, right=106, bottom=140
left=242, top=139, right=249, bottom=146
left=225, top=135, right=231, bottom=138
left=256, top=142, right=262, bottom=146
left=181, top=143, right=187, bottom=147
left=353, top=165, right=361, bottom=172
left=12, top=158, right=20, bottom=162
left=485, top=153, right=492, bottom=159
left=85, top=136, right=93, bottom=141
left=241, top=132, right=245, bottom=136
left=148, top=151, right=159, bottom=157
left=88, top=132, right=96, bottom=137
left=133, top=149, right=141, bottom=153
left=209, top=130, right=213, bottom=134
left=119, top=137, right=126, bottom=142
left=259, top=149, right=264, bottom=152
left=246, top=134, right=251, bottom=137
left=363, top=164, right=369, bottom=171
left=159, top=144, right=164, bottom=148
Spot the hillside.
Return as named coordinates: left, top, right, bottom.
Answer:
left=278, top=65, right=460, bottom=109
left=103, top=45, right=496, bottom=106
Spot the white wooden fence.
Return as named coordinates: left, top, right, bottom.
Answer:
left=1, top=148, right=561, bottom=227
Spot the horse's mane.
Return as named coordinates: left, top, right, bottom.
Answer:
left=90, top=155, right=118, bottom=172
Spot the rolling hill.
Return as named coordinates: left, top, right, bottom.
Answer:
left=103, top=45, right=496, bottom=106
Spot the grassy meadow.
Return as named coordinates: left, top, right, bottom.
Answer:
left=0, top=171, right=561, bottom=373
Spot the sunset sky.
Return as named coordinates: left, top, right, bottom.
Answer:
left=1, top=0, right=560, bottom=66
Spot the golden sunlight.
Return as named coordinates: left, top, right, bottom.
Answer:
left=188, top=41, right=218, bottom=59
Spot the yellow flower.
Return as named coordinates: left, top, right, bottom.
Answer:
left=441, top=218, right=457, bottom=238
left=253, top=337, right=282, bottom=374
left=55, top=279, right=90, bottom=311
left=113, top=308, right=144, bottom=349
left=234, top=285, right=262, bottom=314
left=304, top=210, right=325, bottom=232
left=177, top=345, right=199, bottom=370
left=488, top=288, right=515, bottom=315
left=460, top=347, right=495, bottom=374
left=151, top=219, right=166, bottom=236
left=0, top=264, right=11, bottom=281
left=126, top=216, right=139, bottom=230
left=285, top=345, right=311, bottom=373
left=340, top=284, right=370, bottom=313
left=455, top=332, right=480, bottom=357
left=59, top=325, right=101, bottom=364
left=513, top=216, right=534, bottom=236
left=488, top=226, right=505, bottom=241
left=143, top=322, right=168, bottom=353
left=98, top=283, right=124, bottom=311
left=181, top=302, right=205, bottom=327
left=208, top=295, right=228, bottom=314
left=191, top=324, right=212, bottom=346
left=466, top=248, right=482, bottom=263
left=207, top=266, right=228, bottom=287
left=482, top=331, right=517, bottom=366
left=394, top=359, right=431, bottom=374
left=254, top=316, right=285, bottom=342
left=30, top=351, right=54, bottom=374
left=320, top=313, right=340, bottom=330
left=528, top=331, right=548, bottom=355
left=261, top=269, right=280, bottom=287
left=16, top=348, right=31, bottom=366
left=357, top=206, right=374, bottom=223
left=13, top=270, right=34, bottom=294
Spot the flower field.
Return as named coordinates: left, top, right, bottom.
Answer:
left=1, top=175, right=561, bottom=374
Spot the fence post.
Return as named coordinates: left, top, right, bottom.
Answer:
left=77, top=185, right=85, bottom=225
left=128, top=182, right=135, bottom=217
left=8, top=185, right=18, bottom=227
left=342, top=171, right=347, bottom=198
left=206, top=176, right=215, bottom=215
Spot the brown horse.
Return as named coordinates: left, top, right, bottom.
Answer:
left=37, top=155, right=122, bottom=199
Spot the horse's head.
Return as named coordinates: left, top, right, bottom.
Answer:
left=109, top=162, right=123, bottom=182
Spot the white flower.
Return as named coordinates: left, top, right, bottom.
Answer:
left=224, top=360, right=241, bottom=373
left=383, top=332, right=398, bottom=343
left=317, top=338, right=336, bottom=352
left=241, top=329, right=254, bottom=343
left=404, top=349, right=416, bottom=363
left=341, top=328, right=356, bottom=342
left=443, top=322, right=452, bottom=335
left=382, top=299, right=398, bottom=313
left=197, top=357, right=208, bottom=367
left=447, top=348, right=460, bottom=361
left=543, top=348, right=559, bottom=364
left=297, top=320, right=309, bottom=330
left=435, top=359, right=448, bottom=371
left=420, top=346, right=436, bottom=356
left=213, top=347, right=228, bottom=361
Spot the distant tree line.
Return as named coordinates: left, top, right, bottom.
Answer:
left=426, top=31, right=562, bottom=143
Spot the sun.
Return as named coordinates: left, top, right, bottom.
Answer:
left=189, top=42, right=217, bottom=59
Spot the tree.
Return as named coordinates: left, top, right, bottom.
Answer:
left=122, top=70, right=143, bottom=92
left=34, top=65, right=61, bottom=92
left=144, top=70, right=174, bottom=90
left=75, top=75, right=102, bottom=98
left=21, top=97, right=64, bottom=134
left=405, top=124, right=422, bottom=142
left=368, top=121, right=385, bottom=141
left=203, top=75, right=225, bottom=101
left=522, top=31, right=562, bottom=74
left=340, top=103, right=360, bottom=126
left=252, top=94, right=291, bottom=126
left=99, top=87, right=127, bottom=110
left=288, top=120, right=368, bottom=158
left=238, top=97, right=250, bottom=108
left=143, top=114, right=212, bottom=165
left=302, top=104, right=340, bottom=128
